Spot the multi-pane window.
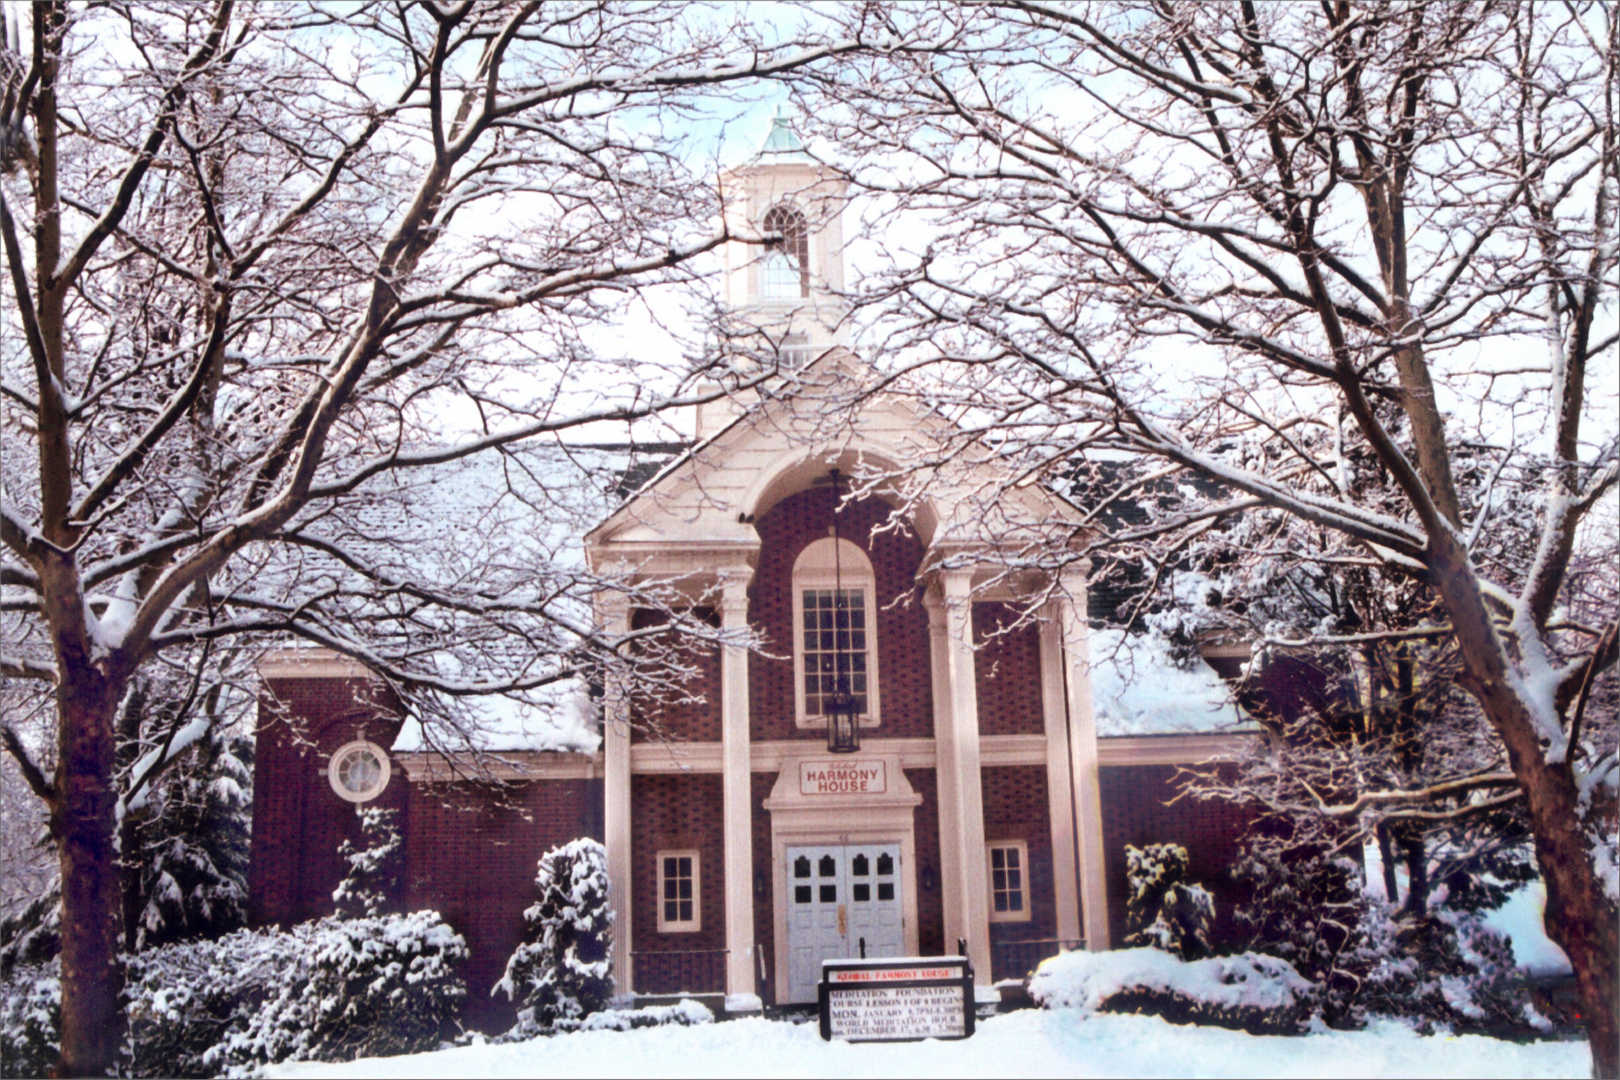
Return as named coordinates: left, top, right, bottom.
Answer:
left=762, top=203, right=809, bottom=299
left=987, top=841, right=1030, bottom=922
left=801, top=588, right=868, bottom=717
left=792, top=538, right=879, bottom=727
left=657, top=850, right=699, bottom=932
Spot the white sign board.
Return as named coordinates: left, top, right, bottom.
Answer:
left=825, top=984, right=967, bottom=1041
left=819, top=957, right=974, bottom=1042
left=799, top=760, right=887, bottom=796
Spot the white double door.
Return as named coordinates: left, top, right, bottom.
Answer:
left=785, top=842, right=905, bottom=1003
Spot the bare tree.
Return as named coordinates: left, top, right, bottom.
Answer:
left=0, top=2, right=885, bottom=1072
left=811, top=1, right=1618, bottom=1071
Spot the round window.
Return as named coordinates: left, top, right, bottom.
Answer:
left=327, top=740, right=390, bottom=803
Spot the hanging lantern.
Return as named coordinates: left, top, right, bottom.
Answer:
left=825, top=467, right=860, bottom=755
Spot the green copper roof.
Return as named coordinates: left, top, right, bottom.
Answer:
left=760, top=108, right=804, bottom=154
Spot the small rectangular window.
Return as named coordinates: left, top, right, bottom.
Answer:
left=657, top=850, right=700, bottom=932
left=987, top=840, right=1031, bottom=922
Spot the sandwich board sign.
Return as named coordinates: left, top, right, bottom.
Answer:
left=818, top=955, right=975, bottom=1042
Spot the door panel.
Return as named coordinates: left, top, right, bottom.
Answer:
left=785, top=842, right=905, bottom=1002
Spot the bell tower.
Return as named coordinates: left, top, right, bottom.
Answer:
left=697, top=111, right=850, bottom=438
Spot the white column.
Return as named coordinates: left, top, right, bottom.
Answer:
left=1058, top=569, right=1110, bottom=949
left=940, top=569, right=992, bottom=982
left=718, top=568, right=759, bottom=1009
left=924, top=591, right=964, bottom=953
left=1038, top=605, right=1082, bottom=947
left=600, top=594, right=635, bottom=996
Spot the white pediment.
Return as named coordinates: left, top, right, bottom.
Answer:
left=584, top=347, right=1087, bottom=576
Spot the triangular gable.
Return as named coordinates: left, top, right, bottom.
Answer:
left=584, top=346, right=1088, bottom=569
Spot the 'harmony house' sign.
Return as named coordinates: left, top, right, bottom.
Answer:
left=818, top=956, right=975, bottom=1042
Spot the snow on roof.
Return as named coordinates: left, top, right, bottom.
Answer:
left=391, top=675, right=599, bottom=755
left=1088, top=626, right=1249, bottom=737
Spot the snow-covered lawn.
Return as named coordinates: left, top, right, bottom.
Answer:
left=269, top=1009, right=1587, bottom=1079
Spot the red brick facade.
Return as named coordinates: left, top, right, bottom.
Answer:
left=1098, top=763, right=1255, bottom=948
left=248, top=676, right=405, bottom=929
left=748, top=487, right=934, bottom=741
left=248, top=480, right=1258, bottom=1024
left=628, top=773, right=726, bottom=993
left=973, top=606, right=1045, bottom=737
left=981, top=765, right=1060, bottom=980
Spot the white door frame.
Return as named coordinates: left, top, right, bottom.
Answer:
left=764, top=753, right=922, bottom=1004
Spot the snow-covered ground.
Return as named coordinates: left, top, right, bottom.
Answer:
left=269, top=1009, right=1587, bottom=1079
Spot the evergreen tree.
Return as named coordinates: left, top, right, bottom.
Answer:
left=1123, top=843, right=1214, bottom=961
left=331, top=808, right=403, bottom=920
left=494, top=838, right=612, bottom=1033
left=124, top=731, right=254, bottom=951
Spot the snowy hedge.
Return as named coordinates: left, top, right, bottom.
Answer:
left=4, top=911, right=466, bottom=1077
left=1030, top=947, right=1320, bottom=1035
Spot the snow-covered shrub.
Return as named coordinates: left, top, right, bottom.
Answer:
left=331, top=806, right=403, bottom=919
left=562, top=998, right=713, bottom=1032
left=1230, top=844, right=1544, bottom=1034
left=1123, top=843, right=1214, bottom=960
left=0, top=891, right=60, bottom=978
left=1230, top=846, right=1364, bottom=1017
left=125, top=730, right=254, bottom=950
left=1340, top=901, right=1546, bottom=1037
left=1030, top=947, right=1319, bottom=1035
left=124, top=923, right=302, bottom=1077
left=215, top=911, right=467, bottom=1071
left=0, top=961, right=60, bottom=1077
left=494, top=838, right=613, bottom=1035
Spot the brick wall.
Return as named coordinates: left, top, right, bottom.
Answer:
left=249, top=676, right=405, bottom=928
left=749, top=488, right=933, bottom=740
left=629, top=606, right=721, bottom=744
left=629, top=773, right=727, bottom=993
left=750, top=771, right=777, bottom=1004
left=404, top=778, right=603, bottom=1031
left=905, top=768, right=944, bottom=957
left=1098, top=763, right=1255, bottom=950
left=981, top=764, right=1058, bottom=980
left=973, top=604, right=1045, bottom=737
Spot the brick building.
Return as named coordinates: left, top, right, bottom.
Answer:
left=248, top=116, right=1254, bottom=1027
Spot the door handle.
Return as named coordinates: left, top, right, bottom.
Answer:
left=837, top=904, right=846, bottom=937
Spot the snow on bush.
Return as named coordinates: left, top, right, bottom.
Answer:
left=1123, top=843, right=1214, bottom=960
left=0, top=911, right=470, bottom=1077
left=494, top=838, right=613, bottom=1037
left=0, top=961, right=60, bottom=1078
left=1029, top=947, right=1320, bottom=1035
left=214, top=911, right=467, bottom=1072
left=1341, top=900, right=1548, bottom=1038
left=331, top=807, right=404, bottom=919
left=561, top=998, right=713, bottom=1032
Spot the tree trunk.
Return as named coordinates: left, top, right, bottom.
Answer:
left=53, top=678, right=124, bottom=1077
left=1521, top=767, right=1619, bottom=1079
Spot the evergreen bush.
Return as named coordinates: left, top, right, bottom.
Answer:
left=494, top=838, right=613, bottom=1036
left=331, top=807, right=404, bottom=919
left=1123, top=843, right=1214, bottom=960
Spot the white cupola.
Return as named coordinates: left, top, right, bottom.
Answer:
left=719, top=109, right=849, bottom=354
left=695, top=110, right=851, bottom=439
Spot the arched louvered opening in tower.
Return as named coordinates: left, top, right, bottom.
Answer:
left=762, top=202, right=809, bottom=299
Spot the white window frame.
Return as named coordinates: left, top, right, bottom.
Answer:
left=656, top=849, right=701, bottom=933
left=986, top=840, right=1031, bottom=923
left=327, top=739, right=390, bottom=803
left=791, top=537, right=881, bottom=730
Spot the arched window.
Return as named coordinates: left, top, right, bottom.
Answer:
left=792, top=537, right=880, bottom=728
left=762, top=202, right=809, bottom=299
